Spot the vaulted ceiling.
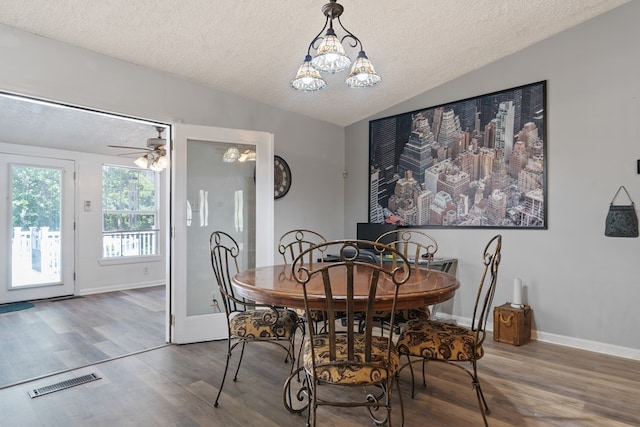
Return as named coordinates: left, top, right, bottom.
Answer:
left=0, top=0, right=629, bottom=154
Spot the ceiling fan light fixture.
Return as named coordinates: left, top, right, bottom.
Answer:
left=292, top=0, right=380, bottom=91
left=134, top=153, right=150, bottom=169
left=149, top=155, right=166, bottom=172
left=155, top=154, right=168, bottom=170
left=143, top=127, right=168, bottom=171
left=109, top=125, right=168, bottom=171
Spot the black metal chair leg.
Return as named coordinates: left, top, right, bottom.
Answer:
left=474, top=381, right=490, bottom=427
left=214, top=340, right=233, bottom=407
left=475, top=381, right=490, bottom=414
left=472, top=360, right=490, bottom=414
left=233, top=341, right=246, bottom=381
left=405, top=355, right=417, bottom=399
left=395, top=375, right=405, bottom=427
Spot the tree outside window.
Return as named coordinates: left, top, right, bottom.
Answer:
left=102, top=165, right=158, bottom=258
left=12, top=166, right=61, bottom=231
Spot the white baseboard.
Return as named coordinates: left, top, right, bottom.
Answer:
left=529, top=330, right=640, bottom=361
left=447, top=315, right=640, bottom=361
left=77, top=280, right=165, bottom=296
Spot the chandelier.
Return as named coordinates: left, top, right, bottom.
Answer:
left=223, top=146, right=256, bottom=163
left=291, top=0, right=381, bottom=92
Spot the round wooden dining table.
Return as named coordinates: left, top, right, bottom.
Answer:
left=232, top=263, right=460, bottom=311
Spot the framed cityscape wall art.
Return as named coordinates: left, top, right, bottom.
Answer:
left=368, top=80, right=547, bottom=229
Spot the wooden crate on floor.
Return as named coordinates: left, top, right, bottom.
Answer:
left=493, top=303, right=532, bottom=346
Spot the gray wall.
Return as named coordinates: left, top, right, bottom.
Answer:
left=2, top=2, right=638, bottom=358
left=345, top=2, right=640, bottom=358
left=0, top=23, right=346, bottom=293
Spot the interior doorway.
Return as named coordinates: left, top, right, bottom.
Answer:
left=0, top=91, right=169, bottom=388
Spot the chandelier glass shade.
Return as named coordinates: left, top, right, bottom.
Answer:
left=292, top=0, right=380, bottom=91
left=292, top=55, right=327, bottom=92
left=222, top=146, right=240, bottom=163
left=223, top=147, right=256, bottom=163
left=311, top=29, right=351, bottom=73
left=238, top=149, right=256, bottom=162
left=345, top=51, right=381, bottom=88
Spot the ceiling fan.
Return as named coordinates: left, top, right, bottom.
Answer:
left=108, top=126, right=168, bottom=171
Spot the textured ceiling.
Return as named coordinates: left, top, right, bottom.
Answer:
left=0, top=94, right=166, bottom=156
left=0, top=0, right=630, bottom=156
left=0, top=0, right=629, bottom=128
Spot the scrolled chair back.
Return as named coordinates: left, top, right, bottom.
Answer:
left=374, top=228, right=438, bottom=269
left=471, top=234, right=503, bottom=343
left=278, top=229, right=328, bottom=267
left=393, top=234, right=503, bottom=426
left=209, top=230, right=243, bottom=314
left=292, top=240, right=411, bottom=367
left=210, top=230, right=299, bottom=409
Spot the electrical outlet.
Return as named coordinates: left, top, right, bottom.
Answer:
left=143, top=267, right=149, bottom=275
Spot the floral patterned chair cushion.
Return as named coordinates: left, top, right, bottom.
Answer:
left=303, top=334, right=399, bottom=385
left=371, top=306, right=431, bottom=324
left=396, top=320, right=484, bottom=361
left=230, top=308, right=298, bottom=338
left=296, top=309, right=345, bottom=323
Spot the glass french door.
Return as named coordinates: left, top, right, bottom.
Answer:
left=0, top=154, right=75, bottom=303
left=171, top=124, right=274, bottom=344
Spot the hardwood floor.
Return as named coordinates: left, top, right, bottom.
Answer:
left=0, top=329, right=638, bottom=426
left=0, top=286, right=166, bottom=389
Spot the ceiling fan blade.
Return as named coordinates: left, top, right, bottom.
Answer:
left=116, top=150, right=151, bottom=156
left=108, top=144, right=148, bottom=150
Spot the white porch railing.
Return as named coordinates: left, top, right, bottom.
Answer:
left=11, top=228, right=158, bottom=286
left=102, top=230, right=158, bottom=257
left=12, top=227, right=61, bottom=285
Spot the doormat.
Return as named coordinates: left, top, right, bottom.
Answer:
left=0, top=301, right=34, bottom=314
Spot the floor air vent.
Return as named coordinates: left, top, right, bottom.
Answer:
left=28, top=373, right=101, bottom=398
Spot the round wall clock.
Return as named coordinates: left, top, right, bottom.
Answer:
left=274, top=155, right=292, bottom=199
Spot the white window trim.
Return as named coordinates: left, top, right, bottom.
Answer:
left=101, top=163, right=161, bottom=259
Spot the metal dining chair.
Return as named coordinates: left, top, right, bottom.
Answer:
left=278, top=229, right=328, bottom=267
left=209, top=230, right=299, bottom=407
left=395, top=234, right=503, bottom=426
left=365, top=229, right=440, bottom=333
left=278, top=229, right=334, bottom=335
left=290, top=239, right=411, bottom=427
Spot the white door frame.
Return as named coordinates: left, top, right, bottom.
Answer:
left=170, top=124, right=274, bottom=344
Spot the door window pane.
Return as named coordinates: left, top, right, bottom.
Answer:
left=11, top=165, right=62, bottom=286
